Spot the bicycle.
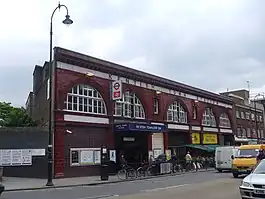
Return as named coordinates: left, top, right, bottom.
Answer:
left=172, top=163, right=184, bottom=173
left=136, top=163, right=152, bottom=178
left=117, top=164, right=137, bottom=180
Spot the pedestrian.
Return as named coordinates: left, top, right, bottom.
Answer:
left=119, top=153, right=127, bottom=168
left=185, top=151, right=192, bottom=171
left=256, top=149, right=265, bottom=164
left=149, top=154, right=154, bottom=166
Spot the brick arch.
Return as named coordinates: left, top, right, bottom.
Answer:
left=57, top=77, right=110, bottom=112
left=121, top=88, right=147, bottom=118
left=200, top=106, right=218, bottom=127
left=163, top=97, right=189, bottom=123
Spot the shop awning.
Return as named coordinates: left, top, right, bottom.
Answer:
left=185, top=144, right=219, bottom=152
left=206, top=145, right=219, bottom=151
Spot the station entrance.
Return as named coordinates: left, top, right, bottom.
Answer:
left=115, top=131, right=148, bottom=168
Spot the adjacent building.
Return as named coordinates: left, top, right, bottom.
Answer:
left=220, top=90, right=265, bottom=145
left=27, top=47, right=235, bottom=178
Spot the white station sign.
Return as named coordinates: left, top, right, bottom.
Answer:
left=112, top=80, right=122, bottom=100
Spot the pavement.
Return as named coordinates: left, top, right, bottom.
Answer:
left=0, top=171, right=243, bottom=199
left=1, top=168, right=214, bottom=191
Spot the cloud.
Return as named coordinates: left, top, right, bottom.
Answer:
left=1, top=0, right=265, bottom=106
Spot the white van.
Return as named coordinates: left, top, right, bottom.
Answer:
left=215, top=146, right=239, bottom=172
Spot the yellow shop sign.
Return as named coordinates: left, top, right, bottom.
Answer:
left=203, top=133, right=218, bottom=144
left=192, top=133, right=200, bottom=144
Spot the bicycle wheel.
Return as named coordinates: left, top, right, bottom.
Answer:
left=118, top=169, right=127, bottom=180
left=136, top=167, right=144, bottom=178
left=146, top=167, right=152, bottom=176
left=127, top=168, right=136, bottom=179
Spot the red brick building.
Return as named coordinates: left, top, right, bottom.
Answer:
left=29, top=47, right=235, bottom=178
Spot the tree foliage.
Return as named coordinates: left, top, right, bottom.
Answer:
left=0, top=102, right=37, bottom=127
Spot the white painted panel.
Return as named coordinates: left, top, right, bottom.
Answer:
left=191, top=126, right=201, bottom=131
left=57, top=61, right=232, bottom=109
left=151, top=122, right=165, bottom=126
left=64, top=114, right=109, bottom=124
left=220, top=129, right=233, bottom=133
left=167, top=124, right=189, bottom=130
left=202, top=127, right=219, bottom=132
left=152, top=133, right=164, bottom=153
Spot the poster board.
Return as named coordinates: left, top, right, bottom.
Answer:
left=0, top=149, right=32, bottom=166
left=80, top=150, right=94, bottom=164
left=94, top=150, right=101, bottom=164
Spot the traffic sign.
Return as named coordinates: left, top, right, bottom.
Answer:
left=112, top=80, right=122, bottom=100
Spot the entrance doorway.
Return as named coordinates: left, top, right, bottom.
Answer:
left=115, top=132, right=148, bottom=168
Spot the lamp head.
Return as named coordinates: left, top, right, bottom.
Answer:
left=63, top=15, right=73, bottom=25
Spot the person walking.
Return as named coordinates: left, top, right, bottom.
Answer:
left=256, top=149, right=265, bottom=164
left=185, top=151, right=192, bottom=171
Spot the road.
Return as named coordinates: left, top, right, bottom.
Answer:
left=1, top=171, right=242, bottom=199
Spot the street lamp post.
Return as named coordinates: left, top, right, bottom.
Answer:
left=47, top=2, right=73, bottom=186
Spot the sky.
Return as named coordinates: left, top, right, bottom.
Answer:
left=1, top=0, right=265, bottom=107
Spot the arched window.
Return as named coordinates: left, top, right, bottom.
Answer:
left=167, top=101, right=187, bottom=123
left=114, top=91, right=145, bottom=118
left=219, top=113, right=231, bottom=128
left=65, top=84, right=107, bottom=115
left=202, top=108, right=216, bottom=127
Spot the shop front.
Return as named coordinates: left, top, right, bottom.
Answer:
left=114, top=123, right=166, bottom=167
left=186, top=132, right=219, bottom=155
left=167, top=124, right=190, bottom=158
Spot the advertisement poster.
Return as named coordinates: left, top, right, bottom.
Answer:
left=94, top=150, right=101, bottom=164
left=109, top=150, right=116, bottom=162
left=80, top=150, right=94, bottom=164
left=203, top=133, right=218, bottom=144
left=192, top=133, right=201, bottom=144
left=21, top=149, right=32, bottom=165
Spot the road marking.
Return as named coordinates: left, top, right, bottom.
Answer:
left=75, top=194, right=119, bottom=199
left=141, top=184, right=189, bottom=192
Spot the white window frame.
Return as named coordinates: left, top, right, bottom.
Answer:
left=246, top=112, right=250, bottom=120
left=167, top=101, right=187, bottom=123
left=114, top=91, right=145, bottom=119
left=260, top=115, right=263, bottom=122
left=241, top=112, right=245, bottom=119
left=64, top=84, right=107, bottom=115
left=192, top=106, right=197, bottom=120
left=247, top=128, right=251, bottom=137
left=242, top=128, right=247, bottom=138
left=260, top=129, right=264, bottom=138
left=252, top=129, right=257, bottom=138
left=219, top=113, right=231, bottom=128
left=154, top=98, right=159, bottom=114
left=70, top=148, right=101, bottom=167
left=258, top=129, right=261, bottom=138
left=236, top=111, right=240, bottom=119
left=202, top=108, right=216, bottom=127
left=251, top=113, right=255, bottom=121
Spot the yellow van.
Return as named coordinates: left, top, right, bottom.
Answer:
left=232, top=144, right=265, bottom=178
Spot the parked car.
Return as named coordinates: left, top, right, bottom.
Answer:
left=239, top=159, right=265, bottom=198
